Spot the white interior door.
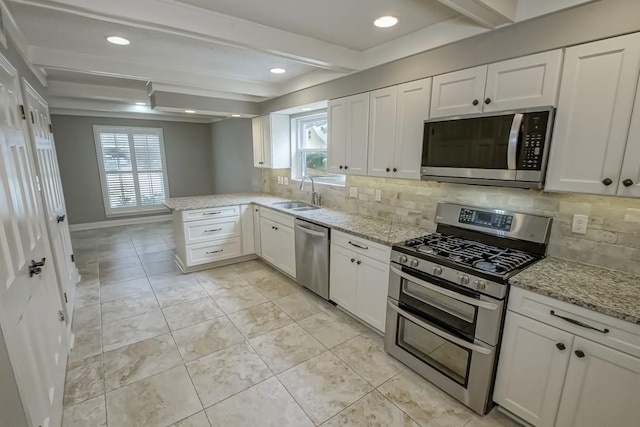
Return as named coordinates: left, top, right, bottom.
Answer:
left=0, top=54, right=67, bottom=427
left=24, top=80, right=78, bottom=330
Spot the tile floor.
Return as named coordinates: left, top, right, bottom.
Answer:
left=64, top=221, right=520, bottom=427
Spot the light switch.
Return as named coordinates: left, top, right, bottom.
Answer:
left=350, top=187, right=358, bottom=198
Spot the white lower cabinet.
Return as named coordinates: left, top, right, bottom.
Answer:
left=329, top=238, right=390, bottom=333
left=494, top=287, right=640, bottom=427
left=260, top=217, right=296, bottom=277
left=240, top=204, right=255, bottom=255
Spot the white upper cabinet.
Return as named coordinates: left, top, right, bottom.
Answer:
left=327, top=93, right=370, bottom=176
left=430, top=50, right=562, bottom=118
left=252, top=114, right=290, bottom=169
left=617, top=75, right=640, bottom=198
left=545, top=33, right=640, bottom=196
left=484, top=50, right=563, bottom=113
left=368, top=78, right=432, bottom=179
left=431, top=66, right=487, bottom=118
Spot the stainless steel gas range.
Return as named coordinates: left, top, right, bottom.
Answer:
left=384, top=202, right=552, bottom=415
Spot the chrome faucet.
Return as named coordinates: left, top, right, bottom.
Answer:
left=300, top=176, right=321, bottom=206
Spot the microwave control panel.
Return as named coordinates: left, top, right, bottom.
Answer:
left=518, top=112, right=550, bottom=170
left=459, top=208, right=513, bottom=231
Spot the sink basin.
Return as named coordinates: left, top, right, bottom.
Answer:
left=273, top=201, right=320, bottom=211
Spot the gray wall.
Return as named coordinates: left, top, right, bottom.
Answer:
left=210, top=118, right=262, bottom=194
left=261, top=0, right=640, bottom=113
left=52, top=115, right=216, bottom=224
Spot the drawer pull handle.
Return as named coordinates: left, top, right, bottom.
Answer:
left=204, top=211, right=222, bottom=215
left=549, top=310, right=610, bottom=334
left=348, top=241, right=368, bottom=250
left=206, top=249, right=223, bottom=255
left=204, top=228, right=223, bottom=233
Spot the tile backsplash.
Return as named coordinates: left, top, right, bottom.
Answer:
left=263, top=169, right=640, bottom=275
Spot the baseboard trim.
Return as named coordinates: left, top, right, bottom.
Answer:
left=69, top=214, right=173, bottom=231
left=175, top=253, right=258, bottom=273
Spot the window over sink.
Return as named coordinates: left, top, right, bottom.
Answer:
left=291, top=110, right=345, bottom=186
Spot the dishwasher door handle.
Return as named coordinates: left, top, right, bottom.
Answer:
left=294, top=223, right=326, bottom=237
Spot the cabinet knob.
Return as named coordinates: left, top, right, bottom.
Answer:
left=602, top=178, right=613, bottom=186
left=472, top=99, right=479, bottom=106
left=344, top=165, right=348, bottom=170
left=386, top=168, right=390, bottom=172
left=623, top=179, right=634, bottom=187
left=556, top=343, right=566, bottom=351
left=484, top=98, right=492, bottom=105
left=575, top=349, right=586, bottom=358
left=339, top=165, right=343, bottom=170
left=393, top=167, right=398, bottom=173
left=351, top=258, right=355, bottom=263
left=356, top=260, right=361, bottom=265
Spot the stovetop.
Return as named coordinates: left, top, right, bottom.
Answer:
left=396, top=233, right=538, bottom=277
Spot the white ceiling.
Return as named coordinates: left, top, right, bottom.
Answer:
left=2, top=0, right=597, bottom=121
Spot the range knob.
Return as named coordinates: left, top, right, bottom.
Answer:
left=410, top=259, right=419, bottom=267
left=459, top=274, right=470, bottom=285
left=474, top=280, right=486, bottom=290
left=398, top=255, right=408, bottom=264
left=432, top=266, right=443, bottom=276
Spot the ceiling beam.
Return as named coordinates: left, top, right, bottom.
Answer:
left=30, top=46, right=280, bottom=98
left=47, top=80, right=148, bottom=103
left=11, top=0, right=362, bottom=72
left=437, top=0, right=517, bottom=28
left=150, top=90, right=260, bottom=117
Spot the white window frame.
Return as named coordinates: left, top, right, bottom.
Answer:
left=93, top=125, right=170, bottom=217
left=291, top=110, right=345, bottom=186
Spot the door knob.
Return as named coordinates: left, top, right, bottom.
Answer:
left=56, top=214, right=66, bottom=223
left=472, top=99, right=479, bottom=106
left=29, top=258, right=46, bottom=277
left=484, top=98, right=492, bottom=105
left=602, top=178, right=613, bottom=186
left=575, top=349, right=586, bottom=358
left=556, top=343, right=566, bottom=351
left=623, top=179, right=634, bottom=187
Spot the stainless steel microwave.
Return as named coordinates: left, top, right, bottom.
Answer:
left=420, top=107, right=554, bottom=189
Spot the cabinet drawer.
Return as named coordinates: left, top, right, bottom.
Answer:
left=260, top=207, right=295, bottom=228
left=332, top=230, right=391, bottom=263
left=186, top=238, right=241, bottom=266
left=181, top=206, right=239, bottom=222
left=509, top=287, right=640, bottom=358
left=183, top=217, right=240, bottom=245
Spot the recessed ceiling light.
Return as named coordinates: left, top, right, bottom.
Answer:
left=135, top=102, right=146, bottom=106
left=107, top=36, right=130, bottom=46
left=270, top=68, right=286, bottom=74
left=301, top=108, right=312, bottom=111
left=231, top=114, right=242, bottom=117
left=374, top=16, right=398, bottom=28
left=185, top=109, right=196, bottom=114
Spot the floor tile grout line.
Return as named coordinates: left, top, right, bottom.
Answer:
left=374, top=370, right=428, bottom=427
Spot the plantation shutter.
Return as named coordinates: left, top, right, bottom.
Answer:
left=94, top=126, right=169, bottom=216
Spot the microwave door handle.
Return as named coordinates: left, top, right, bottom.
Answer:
left=507, top=113, right=524, bottom=170
left=387, top=300, right=492, bottom=355
left=390, top=266, right=499, bottom=311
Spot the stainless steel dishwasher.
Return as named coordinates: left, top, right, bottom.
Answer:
left=294, top=218, right=330, bottom=300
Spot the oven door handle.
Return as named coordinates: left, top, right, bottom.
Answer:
left=388, top=300, right=492, bottom=355
left=507, top=113, right=524, bottom=170
left=390, top=267, right=499, bottom=311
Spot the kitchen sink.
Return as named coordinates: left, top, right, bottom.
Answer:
left=272, top=201, right=320, bottom=211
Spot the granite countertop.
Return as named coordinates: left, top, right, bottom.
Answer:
left=165, top=193, right=430, bottom=246
left=509, top=257, right=640, bottom=325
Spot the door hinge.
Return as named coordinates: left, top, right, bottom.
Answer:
left=49, top=123, right=53, bottom=133
left=64, top=292, right=68, bottom=304
left=18, top=105, right=25, bottom=120
left=58, top=310, right=65, bottom=322
left=30, top=111, right=34, bottom=124
left=71, top=254, right=75, bottom=262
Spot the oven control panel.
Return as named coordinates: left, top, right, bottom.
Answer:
left=458, top=208, right=513, bottom=231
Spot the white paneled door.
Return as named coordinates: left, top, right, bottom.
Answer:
left=0, top=55, right=67, bottom=427
left=24, top=80, right=79, bottom=330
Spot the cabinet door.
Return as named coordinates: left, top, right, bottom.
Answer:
left=355, top=256, right=389, bottom=333
left=617, top=77, right=640, bottom=198
left=327, top=98, right=347, bottom=174
left=430, top=66, right=487, bottom=118
left=275, top=224, right=296, bottom=278
left=345, top=93, right=370, bottom=175
left=546, top=33, right=640, bottom=195
left=253, top=206, right=261, bottom=256
left=269, top=114, right=291, bottom=169
left=252, top=116, right=264, bottom=167
left=240, top=205, right=254, bottom=255
left=555, top=337, right=640, bottom=427
left=261, top=115, right=272, bottom=168
left=260, top=217, right=277, bottom=266
left=493, top=312, right=573, bottom=427
left=368, top=86, right=398, bottom=177
left=329, top=244, right=358, bottom=313
left=394, top=78, right=432, bottom=179
left=484, top=50, right=563, bottom=113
